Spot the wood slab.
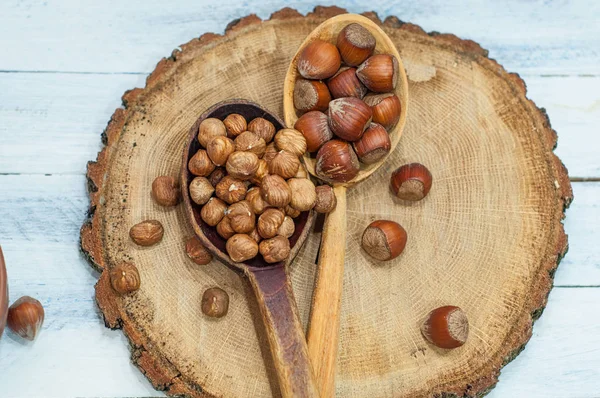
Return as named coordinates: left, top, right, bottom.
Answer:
left=80, top=6, right=572, bottom=398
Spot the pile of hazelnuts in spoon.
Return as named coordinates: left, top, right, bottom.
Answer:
left=293, top=22, right=401, bottom=182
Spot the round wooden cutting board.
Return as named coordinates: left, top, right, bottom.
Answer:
left=80, top=6, right=572, bottom=398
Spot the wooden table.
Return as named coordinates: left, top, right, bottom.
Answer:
left=0, top=1, right=598, bottom=397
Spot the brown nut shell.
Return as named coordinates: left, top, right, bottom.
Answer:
left=297, top=39, right=341, bottom=80
left=226, top=234, right=259, bottom=262
left=223, top=113, right=247, bottom=138
left=260, top=174, right=292, bottom=207
left=110, top=262, right=141, bottom=294
left=198, top=118, right=227, bottom=148
left=201, top=287, right=229, bottom=318
left=185, top=236, right=213, bottom=265
left=259, top=236, right=291, bottom=263
left=352, top=123, right=391, bottom=164
left=356, top=54, right=399, bottom=93
left=215, top=175, right=247, bottom=204
left=7, top=296, right=45, bottom=341
left=327, top=67, right=367, bottom=99
left=248, top=117, right=276, bottom=143
left=189, top=149, right=216, bottom=177
left=152, top=176, right=180, bottom=206
left=314, top=185, right=337, bottom=213
left=293, top=79, right=331, bottom=113
left=294, top=111, right=333, bottom=153
left=390, top=163, right=433, bottom=201
left=363, top=93, right=401, bottom=130
left=328, top=97, right=372, bottom=141
left=421, top=306, right=469, bottom=349
left=315, top=140, right=360, bottom=183
left=361, top=220, right=407, bottom=261
left=336, top=23, right=376, bottom=66
left=129, top=220, right=164, bottom=246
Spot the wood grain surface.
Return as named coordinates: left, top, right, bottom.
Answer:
left=0, top=1, right=597, bottom=398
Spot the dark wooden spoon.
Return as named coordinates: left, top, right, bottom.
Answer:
left=181, top=99, right=318, bottom=398
left=0, top=246, right=8, bottom=339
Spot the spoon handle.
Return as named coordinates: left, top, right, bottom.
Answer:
left=0, top=246, right=8, bottom=339
left=307, top=185, right=347, bottom=398
left=247, top=264, right=319, bottom=398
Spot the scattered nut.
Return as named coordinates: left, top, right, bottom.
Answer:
left=189, top=177, right=215, bottom=205
left=189, top=149, right=216, bottom=177
left=226, top=234, right=259, bottom=262
left=226, top=151, right=259, bottom=181
left=275, top=129, right=307, bottom=157
left=259, top=236, right=291, bottom=263
left=201, top=197, right=227, bottom=226
left=226, top=201, right=256, bottom=234
left=7, top=296, right=44, bottom=341
left=268, top=150, right=300, bottom=179
left=185, top=236, right=213, bottom=265
left=257, top=208, right=285, bottom=239
left=206, top=136, right=235, bottom=166
left=288, top=178, right=316, bottom=211
left=129, top=220, right=164, bottom=246
left=223, top=114, right=247, bottom=137
left=248, top=117, right=276, bottom=142
left=421, top=306, right=469, bottom=349
left=390, top=163, right=433, bottom=201
left=235, top=131, right=266, bottom=157
left=152, top=176, right=180, bottom=207
left=198, top=118, right=227, bottom=147
left=215, top=175, right=247, bottom=204
left=261, top=175, right=292, bottom=207
left=314, top=185, right=337, bottom=213
left=201, top=287, right=229, bottom=318
left=110, top=262, right=141, bottom=294
left=277, top=216, right=295, bottom=238
left=361, top=220, right=407, bottom=261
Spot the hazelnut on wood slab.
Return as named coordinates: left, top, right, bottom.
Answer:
left=259, top=236, right=291, bottom=264
left=361, top=220, right=407, bottom=261
left=7, top=296, right=44, bottom=341
left=110, top=262, right=141, bottom=295
left=248, top=117, right=275, bottom=143
left=226, top=234, right=259, bottom=262
left=357, top=54, right=399, bottom=93
left=129, top=220, right=164, bottom=246
left=215, top=175, right=247, bottom=204
left=336, top=23, right=376, bottom=66
left=421, top=306, right=469, bottom=349
left=201, top=287, right=229, bottom=318
left=390, top=163, right=433, bottom=201
left=198, top=118, right=226, bottom=147
left=294, top=111, right=333, bottom=153
left=297, top=39, right=341, bottom=80
left=223, top=113, right=247, bottom=138
left=185, top=236, right=213, bottom=265
left=152, top=176, right=180, bottom=207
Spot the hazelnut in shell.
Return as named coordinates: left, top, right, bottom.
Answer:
left=257, top=208, right=285, bottom=239
left=314, top=185, right=337, bottom=213
left=223, top=113, right=247, bottom=137
left=293, top=79, right=331, bottom=113
left=294, top=111, right=333, bottom=153
left=198, top=118, right=227, bottom=147
left=189, top=149, right=215, bottom=177
left=268, top=150, right=300, bottom=179
left=277, top=216, right=295, bottom=238
left=7, top=296, right=44, bottom=341
left=328, top=97, right=372, bottom=141
left=110, top=262, right=141, bottom=294
left=129, top=220, right=164, bottom=246
left=336, top=23, right=376, bottom=66
left=246, top=187, right=270, bottom=215
left=201, top=287, right=229, bottom=318
left=274, top=128, right=307, bottom=157
left=248, top=117, right=276, bottom=143
left=363, top=93, right=401, bottom=130
left=185, top=236, right=213, bottom=265
left=288, top=178, right=316, bottom=212
left=315, top=140, right=360, bottom=183
left=217, top=217, right=235, bottom=240
left=152, top=176, right=180, bottom=207
left=259, top=236, right=291, bottom=264
left=206, top=136, right=234, bottom=166
left=215, top=175, right=247, bottom=204
left=327, top=67, right=367, bottom=99
left=356, top=54, right=399, bottom=93
left=201, top=197, right=227, bottom=226
left=361, top=220, right=407, bottom=261
left=421, top=306, right=469, bottom=349
left=297, top=39, right=341, bottom=80
left=226, top=151, right=259, bottom=181
left=226, top=201, right=256, bottom=234
left=226, top=234, right=259, bottom=262
left=189, top=177, right=215, bottom=205
left=235, top=131, right=266, bottom=157
left=260, top=174, right=292, bottom=207
left=390, top=163, right=433, bottom=201
left=208, top=167, right=227, bottom=187
left=352, top=123, right=391, bottom=164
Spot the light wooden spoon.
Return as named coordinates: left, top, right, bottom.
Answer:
left=283, top=14, right=409, bottom=397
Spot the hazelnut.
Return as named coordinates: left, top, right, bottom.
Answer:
left=263, top=142, right=278, bottom=163
left=198, top=118, right=227, bottom=147
left=235, top=131, right=266, bottom=157
left=7, top=296, right=44, bottom=341
left=297, top=39, right=341, bottom=80
left=226, top=151, right=259, bottom=181
left=294, top=111, right=333, bottom=153
left=129, top=220, right=164, bottom=246
left=248, top=117, right=276, bottom=143
left=315, top=140, right=360, bottom=183
left=185, top=236, right=213, bottom=265
left=110, top=262, right=141, bottom=294
left=246, top=187, right=270, bottom=214
left=327, top=67, right=367, bottom=99
left=215, top=175, right=247, bottom=204
left=357, top=54, right=399, bottom=93
left=249, top=228, right=262, bottom=243
left=314, top=185, right=337, bottom=213
left=422, top=306, right=469, bottom=349
left=201, top=197, right=227, bottom=226
left=152, top=176, right=180, bottom=206
left=226, top=201, right=256, bottom=234
left=206, top=136, right=235, bottom=166
left=284, top=205, right=301, bottom=218
left=336, top=23, right=376, bottom=66
left=361, top=220, right=407, bottom=261
left=189, top=176, right=215, bottom=205
left=352, top=123, right=391, bottom=164
left=363, top=93, right=401, bottom=130
left=201, top=287, right=229, bottom=318
left=277, top=216, right=295, bottom=238
left=257, top=208, right=285, bottom=239
left=293, top=79, right=331, bottom=113
left=223, top=113, right=247, bottom=137
left=390, top=163, right=433, bottom=201
left=268, top=150, right=300, bottom=179
left=250, top=159, right=269, bottom=186
left=261, top=175, right=291, bottom=207
left=226, top=234, right=259, bottom=262
left=189, top=149, right=216, bottom=177
left=328, top=97, right=372, bottom=141
left=208, top=167, right=227, bottom=187
left=295, top=163, right=309, bottom=179
left=217, top=216, right=235, bottom=239
left=288, top=178, right=316, bottom=211
left=259, top=236, right=290, bottom=263
left=274, top=129, right=307, bottom=157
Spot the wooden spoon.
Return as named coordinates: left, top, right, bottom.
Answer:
left=0, top=246, right=8, bottom=339
left=283, top=14, right=409, bottom=397
left=181, top=99, right=319, bottom=398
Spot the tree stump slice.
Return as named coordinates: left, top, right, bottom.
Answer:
left=80, top=6, right=572, bottom=398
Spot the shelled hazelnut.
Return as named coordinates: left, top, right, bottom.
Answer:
left=274, top=129, right=307, bottom=157
left=390, top=163, right=433, bottom=201
left=152, top=176, right=180, bottom=206
left=263, top=142, right=279, bottom=163
left=201, top=287, right=229, bottom=318
left=257, top=208, right=285, bottom=239
left=189, top=149, right=216, bottom=177
left=208, top=167, right=227, bottom=187
left=185, top=236, right=213, bottom=265
left=215, top=175, right=247, bottom=204
left=226, top=201, right=256, bottom=234
left=288, top=178, right=316, bottom=211
left=259, top=236, right=291, bottom=263
left=198, top=118, right=227, bottom=147
left=226, top=234, right=259, bottom=262
left=249, top=228, right=262, bottom=243
left=217, top=216, right=235, bottom=240
left=314, top=185, right=337, bottom=214
left=201, top=197, right=227, bottom=226
left=235, top=131, right=266, bottom=157
left=277, top=216, right=295, bottom=238
left=421, top=306, right=469, bottom=349
left=226, top=151, right=259, bottom=180
left=223, top=113, right=247, bottom=137
left=110, top=262, right=141, bottom=294
left=250, top=159, right=268, bottom=186
left=361, top=220, right=407, bottom=261
left=248, top=117, right=276, bottom=142
left=284, top=205, right=301, bottom=219
left=190, top=177, right=215, bottom=205
left=206, top=136, right=235, bottom=166
left=269, top=150, right=300, bottom=179
left=261, top=174, right=292, bottom=207
left=246, top=187, right=270, bottom=215
left=129, top=220, right=164, bottom=246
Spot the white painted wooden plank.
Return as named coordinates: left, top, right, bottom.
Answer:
left=0, top=74, right=598, bottom=177
left=0, top=0, right=598, bottom=75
